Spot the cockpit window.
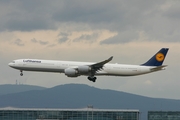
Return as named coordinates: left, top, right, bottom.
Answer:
left=12, top=61, right=15, bottom=63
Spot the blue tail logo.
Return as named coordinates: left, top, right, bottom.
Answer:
left=142, top=48, right=169, bottom=66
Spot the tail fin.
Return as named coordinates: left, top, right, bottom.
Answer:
left=142, top=48, right=169, bottom=66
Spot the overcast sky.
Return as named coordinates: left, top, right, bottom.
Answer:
left=0, top=0, right=180, bottom=99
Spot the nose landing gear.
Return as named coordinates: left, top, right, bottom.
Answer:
left=20, top=70, right=23, bottom=76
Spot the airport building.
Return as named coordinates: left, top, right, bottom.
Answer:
left=148, top=111, right=180, bottom=120
left=0, top=107, right=139, bottom=120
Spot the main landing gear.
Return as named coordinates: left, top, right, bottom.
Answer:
left=20, top=70, right=23, bottom=76
left=88, top=77, right=97, bottom=82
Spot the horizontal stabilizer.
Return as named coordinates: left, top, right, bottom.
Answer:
left=150, top=65, right=167, bottom=71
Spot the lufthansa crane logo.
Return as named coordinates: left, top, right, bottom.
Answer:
left=156, top=53, right=164, bottom=62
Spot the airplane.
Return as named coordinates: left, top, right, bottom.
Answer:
left=9, top=48, right=169, bottom=82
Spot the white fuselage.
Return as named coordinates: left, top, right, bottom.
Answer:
left=8, top=59, right=158, bottom=77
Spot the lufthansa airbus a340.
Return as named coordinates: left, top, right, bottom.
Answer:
left=9, top=48, right=169, bottom=82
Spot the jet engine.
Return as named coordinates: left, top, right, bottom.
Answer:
left=64, top=68, right=78, bottom=77
left=78, top=65, right=91, bottom=74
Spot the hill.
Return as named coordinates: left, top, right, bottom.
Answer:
left=0, top=84, right=46, bottom=95
left=0, top=84, right=180, bottom=120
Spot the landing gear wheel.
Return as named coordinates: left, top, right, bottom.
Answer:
left=88, top=77, right=97, bottom=82
left=20, top=70, right=23, bottom=76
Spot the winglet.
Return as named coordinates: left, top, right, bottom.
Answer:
left=142, top=48, right=169, bottom=66
left=107, top=56, right=113, bottom=62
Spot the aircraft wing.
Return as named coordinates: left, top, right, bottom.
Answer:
left=90, top=56, right=113, bottom=72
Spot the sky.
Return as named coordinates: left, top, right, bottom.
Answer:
left=0, top=0, right=180, bottom=99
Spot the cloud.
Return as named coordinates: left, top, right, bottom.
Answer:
left=73, top=33, right=98, bottom=43
left=0, top=1, right=55, bottom=32
left=58, top=37, right=68, bottom=43
left=161, top=1, right=180, bottom=19
left=0, top=1, right=180, bottom=43
left=31, top=38, right=38, bottom=43
left=101, top=31, right=138, bottom=44
left=13, top=39, right=24, bottom=46
left=39, top=40, right=48, bottom=45
left=58, top=32, right=71, bottom=37
left=31, top=38, right=48, bottom=45
left=57, top=32, right=71, bottom=43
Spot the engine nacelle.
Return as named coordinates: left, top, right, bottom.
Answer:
left=64, top=68, right=78, bottom=77
left=78, top=65, right=91, bottom=74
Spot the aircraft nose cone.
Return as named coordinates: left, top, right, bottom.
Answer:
left=8, top=63, right=13, bottom=67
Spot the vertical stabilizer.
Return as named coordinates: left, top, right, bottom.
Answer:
left=142, top=48, right=169, bottom=66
